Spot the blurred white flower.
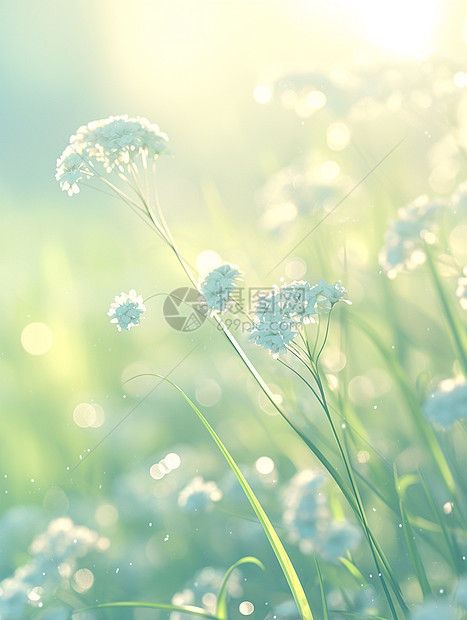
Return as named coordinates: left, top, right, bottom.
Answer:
left=282, top=470, right=361, bottom=562
left=456, top=267, right=467, bottom=310
left=108, top=289, right=146, bottom=332
left=256, top=155, right=352, bottom=231
left=410, top=598, right=456, bottom=620
left=268, top=599, right=300, bottom=619
left=379, top=194, right=446, bottom=279
left=454, top=575, right=467, bottom=610
left=259, top=56, right=463, bottom=122
left=0, top=518, right=105, bottom=619
left=177, top=476, right=222, bottom=512
left=170, top=566, right=242, bottom=620
left=423, top=377, right=467, bottom=428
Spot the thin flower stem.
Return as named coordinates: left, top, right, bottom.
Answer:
left=277, top=359, right=325, bottom=408
left=315, top=311, right=332, bottom=364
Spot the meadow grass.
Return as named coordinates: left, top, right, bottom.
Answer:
left=3, top=67, right=467, bottom=620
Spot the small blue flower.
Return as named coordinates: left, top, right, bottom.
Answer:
left=108, top=289, right=146, bottom=331
left=200, top=263, right=242, bottom=312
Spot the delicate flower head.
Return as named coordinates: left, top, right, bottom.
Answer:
left=423, top=377, right=467, bottom=428
left=55, top=145, right=92, bottom=196
left=456, top=267, right=467, bottom=310
left=108, top=289, right=146, bottom=331
left=379, top=195, right=446, bottom=279
left=248, top=279, right=349, bottom=356
left=200, top=263, right=242, bottom=313
left=248, top=317, right=298, bottom=356
left=315, top=279, right=350, bottom=307
left=56, top=115, right=169, bottom=194
left=177, top=476, right=223, bottom=512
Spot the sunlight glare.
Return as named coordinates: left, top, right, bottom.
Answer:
left=339, top=0, right=440, bottom=56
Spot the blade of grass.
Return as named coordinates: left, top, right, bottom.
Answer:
left=131, top=373, right=314, bottom=620
left=419, top=469, right=464, bottom=573
left=74, top=601, right=221, bottom=618
left=216, top=556, right=264, bottom=620
left=350, top=315, right=456, bottom=496
left=394, top=469, right=431, bottom=597
left=340, top=557, right=367, bottom=584
left=314, top=557, right=329, bottom=620
left=424, top=244, right=467, bottom=376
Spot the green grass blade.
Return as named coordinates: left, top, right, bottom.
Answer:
left=74, top=601, right=221, bottom=618
left=329, top=611, right=391, bottom=620
left=314, top=557, right=329, bottom=620
left=419, top=470, right=464, bottom=572
left=339, top=557, right=367, bottom=584
left=135, top=373, right=314, bottom=620
left=216, top=556, right=264, bottom=619
left=394, top=470, right=431, bottom=597
left=424, top=244, right=467, bottom=376
left=351, top=316, right=456, bottom=496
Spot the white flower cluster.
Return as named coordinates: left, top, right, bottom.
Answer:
left=282, top=470, right=361, bottom=562
left=0, top=518, right=108, bottom=619
left=249, top=279, right=350, bottom=356
left=177, top=476, right=223, bottom=512
left=56, top=115, right=169, bottom=195
left=423, top=377, right=467, bottom=428
left=379, top=194, right=445, bottom=279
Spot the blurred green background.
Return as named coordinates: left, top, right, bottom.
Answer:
left=2, top=0, right=467, bottom=617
